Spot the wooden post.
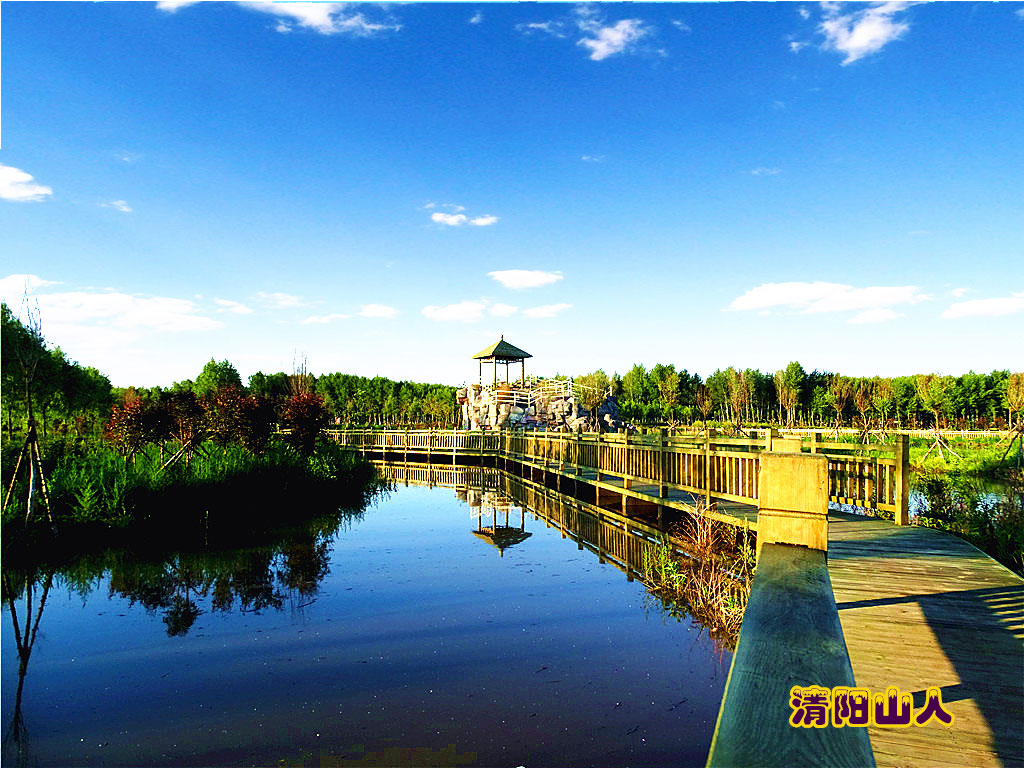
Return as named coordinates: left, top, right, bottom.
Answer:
left=764, top=427, right=779, bottom=452
left=810, top=431, right=821, bottom=454
left=623, top=431, right=632, bottom=490
left=658, top=428, right=667, bottom=498
left=755, top=452, right=829, bottom=563
left=596, top=432, right=603, bottom=481
left=704, top=429, right=714, bottom=508
left=894, top=434, right=910, bottom=525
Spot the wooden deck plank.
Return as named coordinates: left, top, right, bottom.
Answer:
left=827, top=511, right=1024, bottom=768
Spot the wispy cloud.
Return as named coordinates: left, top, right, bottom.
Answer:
left=0, top=164, right=53, bottom=203
left=518, top=6, right=652, bottom=60
left=581, top=154, right=606, bottom=163
left=255, top=291, right=306, bottom=309
left=0, top=274, right=222, bottom=334
left=358, top=303, right=399, bottom=319
left=0, top=274, right=61, bottom=299
left=576, top=6, right=650, bottom=61
left=942, top=292, right=1024, bottom=319
left=488, top=270, right=563, bottom=290
left=950, top=287, right=968, bottom=299
left=469, top=11, right=483, bottom=25
left=515, top=21, right=568, bottom=38
left=422, top=300, right=488, bottom=323
left=302, top=313, right=350, bottom=324
left=429, top=204, right=499, bottom=227
left=727, top=281, right=930, bottom=323
left=671, top=20, right=691, bottom=33
left=789, top=41, right=809, bottom=53
left=750, top=167, right=781, bottom=176
left=523, top=303, right=572, bottom=319
left=818, top=1, right=915, bottom=65
left=158, top=1, right=401, bottom=36
left=101, top=199, right=133, bottom=213
left=214, top=298, right=254, bottom=315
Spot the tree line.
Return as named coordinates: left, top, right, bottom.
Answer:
left=575, top=362, right=1022, bottom=432
left=4, top=303, right=1019, bottom=438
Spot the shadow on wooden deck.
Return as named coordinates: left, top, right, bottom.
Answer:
left=827, top=513, right=1024, bottom=767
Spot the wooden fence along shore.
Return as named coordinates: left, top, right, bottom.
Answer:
left=332, top=428, right=1023, bottom=768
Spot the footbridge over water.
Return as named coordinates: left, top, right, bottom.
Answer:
left=330, top=428, right=1023, bottom=768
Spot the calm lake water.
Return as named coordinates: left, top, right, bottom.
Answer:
left=2, top=472, right=730, bottom=767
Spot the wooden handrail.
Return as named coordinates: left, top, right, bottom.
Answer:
left=324, top=428, right=909, bottom=521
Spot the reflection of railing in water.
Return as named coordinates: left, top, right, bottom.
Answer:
left=377, top=461, right=669, bottom=583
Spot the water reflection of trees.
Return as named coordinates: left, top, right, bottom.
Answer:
left=102, top=528, right=339, bottom=636
left=1, top=504, right=371, bottom=762
left=2, top=567, right=54, bottom=768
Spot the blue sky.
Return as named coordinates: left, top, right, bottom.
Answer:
left=2, top=1, right=1022, bottom=388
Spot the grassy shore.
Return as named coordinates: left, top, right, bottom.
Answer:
left=2, top=437, right=385, bottom=562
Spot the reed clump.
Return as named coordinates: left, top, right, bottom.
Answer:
left=640, top=503, right=754, bottom=648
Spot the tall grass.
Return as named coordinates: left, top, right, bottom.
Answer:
left=3, top=437, right=383, bottom=558
left=640, top=505, right=754, bottom=649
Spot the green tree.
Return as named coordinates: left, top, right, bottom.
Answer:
left=194, top=359, right=243, bottom=396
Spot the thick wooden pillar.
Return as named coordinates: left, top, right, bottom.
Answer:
left=756, top=452, right=829, bottom=563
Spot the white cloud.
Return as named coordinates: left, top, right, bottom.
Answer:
left=1017, top=9, right=1024, bottom=20
left=302, top=313, right=350, bottom=324
left=515, top=21, right=568, bottom=38
left=518, top=7, right=652, bottom=60
left=578, top=17, right=649, bottom=61
left=819, top=1, right=914, bottom=65
left=490, top=303, right=519, bottom=318
left=950, top=287, right=968, bottom=298
left=790, top=41, right=809, bottom=53
left=255, top=291, right=305, bottom=309
left=488, top=270, right=564, bottom=290
left=799, top=7, right=811, bottom=20
left=523, top=303, right=572, bottom=319
left=430, top=205, right=498, bottom=227
left=101, top=199, right=133, bottom=213
left=115, top=151, right=143, bottom=163
left=358, top=303, right=398, bottom=319
left=942, top=292, right=1024, bottom=319
left=671, top=20, right=691, bottom=33
left=432, top=212, right=468, bottom=227
left=750, top=167, right=781, bottom=176
left=159, top=1, right=400, bottom=36
left=0, top=164, right=53, bottom=202
left=727, top=281, right=929, bottom=323
left=422, top=300, right=488, bottom=323
left=155, top=0, right=197, bottom=10
left=469, top=11, right=483, bottom=25
left=0, top=274, right=60, bottom=299
left=0, top=276, right=221, bottom=335
left=581, top=154, right=606, bottom=163
left=214, top=298, right=253, bottom=315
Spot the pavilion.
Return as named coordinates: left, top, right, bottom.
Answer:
left=472, top=336, right=532, bottom=385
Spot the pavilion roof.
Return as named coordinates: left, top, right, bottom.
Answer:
left=472, top=337, right=532, bottom=361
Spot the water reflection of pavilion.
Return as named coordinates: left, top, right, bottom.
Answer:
left=459, top=487, right=532, bottom=557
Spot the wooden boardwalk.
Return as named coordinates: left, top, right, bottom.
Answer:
left=342, top=430, right=1022, bottom=766
left=828, top=512, right=1024, bottom=768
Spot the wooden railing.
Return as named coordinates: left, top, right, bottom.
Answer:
left=328, top=428, right=910, bottom=522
